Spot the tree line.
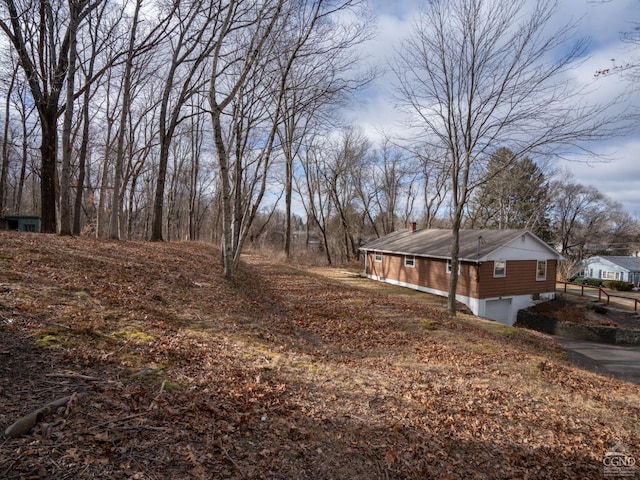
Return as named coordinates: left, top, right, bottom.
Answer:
left=0, top=0, right=636, bottom=297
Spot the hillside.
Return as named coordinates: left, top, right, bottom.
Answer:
left=1, top=232, right=639, bottom=479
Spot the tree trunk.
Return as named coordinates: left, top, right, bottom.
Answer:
left=150, top=137, right=169, bottom=242
left=188, top=130, right=200, bottom=241
left=0, top=66, right=17, bottom=215
left=73, top=90, right=91, bottom=235
left=284, top=151, right=293, bottom=257
left=60, top=8, right=79, bottom=236
left=111, top=0, right=141, bottom=240
left=14, top=105, right=29, bottom=214
left=447, top=214, right=462, bottom=316
left=40, top=115, right=58, bottom=233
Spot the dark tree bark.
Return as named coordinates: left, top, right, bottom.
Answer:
left=0, top=0, right=99, bottom=233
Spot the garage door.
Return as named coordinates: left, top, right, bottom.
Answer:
left=485, top=298, right=512, bottom=324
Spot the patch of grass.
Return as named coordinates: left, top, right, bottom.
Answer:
left=35, top=333, right=70, bottom=349
left=161, top=377, right=184, bottom=392
left=110, top=328, right=154, bottom=343
left=252, top=342, right=282, bottom=360
left=418, top=318, right=439, bottom=330
left=291, top=361, right=318, bottom=371
left=475, top=320, right=519, bottom=336
left=347, top=298, right=364, bottom=306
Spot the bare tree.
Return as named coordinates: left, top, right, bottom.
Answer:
left=0, top=0, right=102, bottom=233
left=11, top=79, right=38, bottom=214
left=96, top=66, right=118, bottom=238
left=274, top=0, right=372, bottom=258
left=123, top=93, right=159, bottom=239
left=550, top=180, right=603, bottom=257
left=393, top=0, right=623, bottom=316
left=110, top=0, right=150, bottom=240
left=149, top=0, right=218, bottom=242
left=298, top=127, right=370, bottom=264
left=59, top=0, right=89, bottom=235
left=298, top=134, right=335, bottom=264
left=73, top=0, right=124, bottom=235
left=186, top=101, right=214, bottom=241
left=325, top=127, right=370, bottom=262
left=548, top=174, right=639, bottom=260
left=0, top=60, right=19, bottom=215
left=357, top=140, right=412, bottom=237
left=372, top=141, right=405, bottom=235
left=417, top=147, right=449, bottom=229
left=207, top=0, right=290, bottom=279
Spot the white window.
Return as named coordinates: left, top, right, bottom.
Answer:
left=536, top=260, right=547, bottom=281
left=603, top=271, right=620, bottom=280
left=404, top=255, right=415, bottom=268
left=493, top=260, right=506, bottom=278
left=374, top=252, right=382, bottom=263
left=446, top=260, right=460, bottom=274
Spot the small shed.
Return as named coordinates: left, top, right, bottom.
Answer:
left=0, top=215, right=41, bottom=233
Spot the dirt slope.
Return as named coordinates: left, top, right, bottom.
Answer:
left=0, top=232, right=639, bottom=479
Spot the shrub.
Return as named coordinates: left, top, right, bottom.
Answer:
left=591, top=304, right=608, bottom=314
left=572, top=277, right=602, bottom=287
left=602, top=280, right=633, bottom=291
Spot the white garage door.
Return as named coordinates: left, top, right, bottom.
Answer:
left=485, top=298, right=512, bottom=324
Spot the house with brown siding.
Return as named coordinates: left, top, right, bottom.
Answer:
left=360, top=226, right=563, bottom=325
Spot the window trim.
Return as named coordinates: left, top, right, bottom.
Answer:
left=602, top=271, right=620, bottom=280
left=536, top=260, right=547, bottom=281
left=493, top=260, right=506, bottom=278
left=404, top=255, right=415, bottom=268
left=446, top=259, right=460, bottom=275
left=374, top=252, right=382, bottom=263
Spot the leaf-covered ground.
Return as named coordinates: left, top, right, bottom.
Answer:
left=0, top=232, right=638, bottom=479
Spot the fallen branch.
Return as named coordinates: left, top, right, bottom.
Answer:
left=46, top=372, right=101, bottom=382
left=219, top=439, right=246, bottom=480
left=4, top=393, right=79, bottom=438
left=89, top=412, right=148, bottom=431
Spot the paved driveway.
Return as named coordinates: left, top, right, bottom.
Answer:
left=554, top=336, right=640, bottom=385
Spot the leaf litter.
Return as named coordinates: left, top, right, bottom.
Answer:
left=0, top=232, right=639, bottom=479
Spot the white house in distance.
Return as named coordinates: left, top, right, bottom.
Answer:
left=580, top=256, right=640, bottom=286
left=360, top=227, right=564, bottom=325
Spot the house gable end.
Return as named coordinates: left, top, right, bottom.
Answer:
left=484, top=232, right=562, bottom=262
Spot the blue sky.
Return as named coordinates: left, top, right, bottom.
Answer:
left=348, top=0, right=640, bottom=217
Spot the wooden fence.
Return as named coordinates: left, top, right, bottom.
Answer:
left=557, top=281, right=640, bottom=312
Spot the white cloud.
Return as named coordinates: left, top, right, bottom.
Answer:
left=350, top=0, right=640, bottom=216
left=561, top=139, right=640, bottom=216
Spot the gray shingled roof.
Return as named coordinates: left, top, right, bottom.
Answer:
left=598, top=256, right=640, bottom=272
left=361, top=228, right=551, bottom=262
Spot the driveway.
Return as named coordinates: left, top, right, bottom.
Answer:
left=554, top=336, right=640, bottom=385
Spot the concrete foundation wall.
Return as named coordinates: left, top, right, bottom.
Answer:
left=516, top=310, right=640, bottom=345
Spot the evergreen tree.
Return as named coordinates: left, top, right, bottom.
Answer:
left=468, top=148, right=551, bottom=237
